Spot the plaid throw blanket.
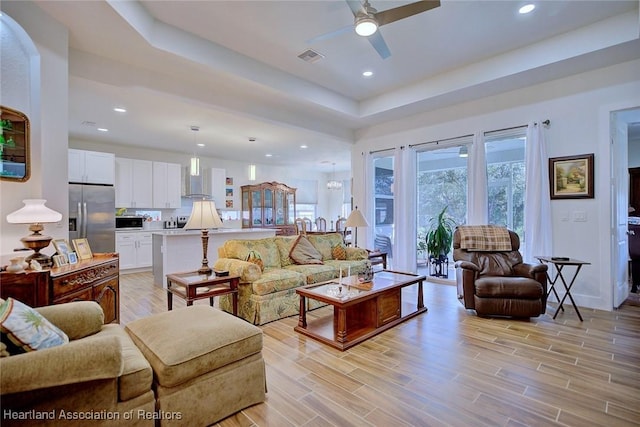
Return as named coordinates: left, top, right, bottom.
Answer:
left=458, top=225, right=512, bottom=251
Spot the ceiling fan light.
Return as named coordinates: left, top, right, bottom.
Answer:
left=355, top=15, right=378, bottom=37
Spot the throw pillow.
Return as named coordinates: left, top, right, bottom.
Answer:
left=289, top=235, right=324, bottom=265
left=245, top=250, right=264, bottom=271
left=0, top=342, right=9, bottom=357
left=332, top=243, right=347, bottom=260
left=0, top=298, right=69, bottom=353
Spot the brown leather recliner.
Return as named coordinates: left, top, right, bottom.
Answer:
left=453, top=227, right=548, bottom=317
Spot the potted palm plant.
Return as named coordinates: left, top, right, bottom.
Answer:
left=426, top=206, right=456, bottom=277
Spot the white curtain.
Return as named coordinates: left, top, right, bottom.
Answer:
left=394, top=146, right=417, bottom=273
left=523, top=121, right=552, bottom=263
left=361, top=151, right=374, bottom=249
left=467, top=131, right=488, bottom=224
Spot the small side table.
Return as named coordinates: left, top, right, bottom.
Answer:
left=535, top=256, right=590, bottom=321
left=368, top=251, right=387, bottom=269
left=166, top=271, right=239, bottom=315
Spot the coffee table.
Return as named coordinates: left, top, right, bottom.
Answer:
left=295, top=270, right=427, bottom=350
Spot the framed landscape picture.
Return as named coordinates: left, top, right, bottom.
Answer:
left=549, top=153, right=594, bottom=199
left=72, top=238, right=93, bottom=260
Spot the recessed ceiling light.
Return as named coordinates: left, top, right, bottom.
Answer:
left=300, top=145, right=308, bottom=149
left=97, top=128, right=108, bottom=132
left=519, top=4, right=535, bottom=14
left=113, top=107, right=127, bottom=113
left=265, top=154, right=273, bottom=157
left=197, top=143, right=205, bottom=147
left=362, top=71, right=373, bottom=77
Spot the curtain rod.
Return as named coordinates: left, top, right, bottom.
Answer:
left=368, top=120, right=550, bottom=153
left=486, top=119, right=551, bottom=135
left=367, top=147, right=396, bottom=155
left=408, top=133, right=474, bottom=149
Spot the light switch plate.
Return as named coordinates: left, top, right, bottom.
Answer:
left=573, top=211, right=587, bottom=222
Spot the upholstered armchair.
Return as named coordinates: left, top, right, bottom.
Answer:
left=1, top=300, right=155, bottom=426
left=453, top=226, right=548, bottom=318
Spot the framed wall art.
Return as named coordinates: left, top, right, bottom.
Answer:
left=52, top=239, right=71, bottom=260
left=72, top=238, right=93, bottom=260
left=1, top=106, right=30, bottom=182
left=549, top=153, right=594, bottom=199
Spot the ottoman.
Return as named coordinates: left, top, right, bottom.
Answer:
left=125, top=306, right=266, bottom=426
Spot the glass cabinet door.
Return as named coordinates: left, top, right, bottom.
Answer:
left=287, top=193, right=295, bottom=224
left=242, top=190, right=250, bottom=227
left=275, top=190, right=285, bottom=225
left=252, top=190, right=262, bottom=226
left=264, top=188, right=273, bottom=226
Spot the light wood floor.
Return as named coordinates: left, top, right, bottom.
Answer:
left=120, top=272, right=640, bottom=427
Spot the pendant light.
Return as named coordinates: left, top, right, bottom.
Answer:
left=190, top=125, right=200, bottom=176
left=327, top=163, right=342, bottom=190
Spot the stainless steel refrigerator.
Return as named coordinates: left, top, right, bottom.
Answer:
left=69, top=184, right=115, bottom=253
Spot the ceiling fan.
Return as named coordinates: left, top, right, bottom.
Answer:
left=308, top=0, right=441, bottom=59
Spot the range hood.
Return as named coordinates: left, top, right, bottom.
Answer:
left=182, top=166, right=211, bottom=198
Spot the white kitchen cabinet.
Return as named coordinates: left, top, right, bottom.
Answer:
left=115, top=158, right=153, bottom=208
left=152, top=162, right=181, bottom=208
left=116, top=231, right=153, bottom=270
left=69, top=149, right=115, bottom=184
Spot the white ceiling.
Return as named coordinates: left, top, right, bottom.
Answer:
left=29, top=0, right=640, bottom=172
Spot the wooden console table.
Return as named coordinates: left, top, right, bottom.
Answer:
left=0, top=253, right=120, bottom=323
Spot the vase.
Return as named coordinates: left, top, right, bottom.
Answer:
left=6, top=258, right=25, bottom=273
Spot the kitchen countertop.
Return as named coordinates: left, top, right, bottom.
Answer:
left=152, top=228, right=272, bottom=236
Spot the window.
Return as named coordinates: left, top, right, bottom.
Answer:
left=296, top=203, right=316, bottom=222
left=485, top=130, right=526, bottom=240
left=416, top=140, right=470, bottom=267
left=370, top=154, right=395, bottom=265
left=416, top=138, right=471, bottom=228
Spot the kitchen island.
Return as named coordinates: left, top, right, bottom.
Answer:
left=152, top=228, right=275, bottom=287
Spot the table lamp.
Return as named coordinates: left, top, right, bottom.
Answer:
left=6, top=199, right=62, bottom=268
left=184, top=199, right=223, bottom=275
left=345, top=206, right=369, bottom=247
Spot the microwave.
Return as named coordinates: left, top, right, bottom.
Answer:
left=115, top=216, right=145, bottom=230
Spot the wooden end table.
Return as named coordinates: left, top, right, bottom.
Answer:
left=166, top=271, right=239, bottom=315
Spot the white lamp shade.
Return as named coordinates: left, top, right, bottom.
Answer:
left=345, top=208, right=369, bottom=228
left=6, top=199, right=62, bottom=224
left=184, top=200, right=223, bottom=230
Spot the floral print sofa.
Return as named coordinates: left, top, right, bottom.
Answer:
left=214, top=233, right=370, bottom=325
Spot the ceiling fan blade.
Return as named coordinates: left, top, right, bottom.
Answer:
left=368, top=31, right=391, bottom=59
left=307, top=24, right=354, bottom=44
left=345, top=0, right=364, bottom=17
left=375, top=0, right=441, bottom=27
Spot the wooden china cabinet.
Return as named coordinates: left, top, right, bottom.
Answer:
left=241, top=181, right=297, bottom=235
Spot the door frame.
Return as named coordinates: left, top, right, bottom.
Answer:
left=609, top=105, right=640, bottom=308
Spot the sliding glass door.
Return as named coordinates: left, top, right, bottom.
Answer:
left=416, top=141, right=470, bottom=275
left=373, top=155, right=394, bottom=267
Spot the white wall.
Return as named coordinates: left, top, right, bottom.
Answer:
left=353, top=58, right=640, bottom=312
left=0, top=4, right=68, bottom=262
